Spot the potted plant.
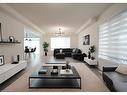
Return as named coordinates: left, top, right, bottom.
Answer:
left=89, top=45, right=95, bottom=60
left=42, top=42, right=49, bottom=56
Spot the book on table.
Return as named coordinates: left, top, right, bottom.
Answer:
left=38, top=69, right=48, bottom=74
left=60, top=69, right=73, bottom=75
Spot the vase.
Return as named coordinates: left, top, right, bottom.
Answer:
left=91, top=53, right=95, bottom=60
left=88, top=51, right=91, bottom=59
left=45, top=52, right=47, bottom=56
left=91, top=56, right=95, bottom=60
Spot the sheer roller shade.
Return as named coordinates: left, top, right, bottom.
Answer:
left=99, top=11, right=127, bottom=64
left=51, top=37, right=70, bottom=50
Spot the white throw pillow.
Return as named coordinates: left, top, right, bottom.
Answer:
left=115, top=64, right=127, bottom=75
left=72, top=48, right=76, bottom=53
left=60, top=49, right=62, bottom=53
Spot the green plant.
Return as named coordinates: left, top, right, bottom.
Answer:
left=42, top=42, right=49, bottom=55
left=89, top=45, right=95, bottom=60
left=89, top=45, right=95, bottom=53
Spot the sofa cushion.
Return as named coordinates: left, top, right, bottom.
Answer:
left=104, top=72, right=127, bottom=91
left=72, top=48, right=79, bottom=53
left=62, top=49, right=72, bottom=53
left=55, top=49, right=60, bottom=53
left=113, top=81, right=127, bottom=92
left=115, top=64, right=127, bottom=75
left=104, top=72, right=127, bottom=82
left=76, top=49, right=81, bottom=53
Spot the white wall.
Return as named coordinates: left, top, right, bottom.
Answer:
left=78, top=4, right=127, bottom=70
left=78, top=22, right=98, bottom=58
left=0, top=8, right=43, bottom=64
left=0, top=11, right=24, bottom=64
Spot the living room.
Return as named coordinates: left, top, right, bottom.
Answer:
left=0, top=2, right=127, bottom=95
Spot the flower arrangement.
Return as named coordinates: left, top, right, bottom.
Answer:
left=89, top=45, right=95, bottom=53
left=65, top=59, right=71, bottom=72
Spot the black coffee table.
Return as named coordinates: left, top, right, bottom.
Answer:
left=29, top=66, right=81, bottom=89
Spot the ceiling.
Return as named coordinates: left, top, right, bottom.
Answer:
left=24, top=28, right=40, bottom=38
left=7, top=3, right=112, bottom=34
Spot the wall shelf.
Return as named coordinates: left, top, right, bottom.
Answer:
left=0, top=41, right=21, bottom=44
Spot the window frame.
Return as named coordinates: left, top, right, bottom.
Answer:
left=50, top=37, right=70, bottom=51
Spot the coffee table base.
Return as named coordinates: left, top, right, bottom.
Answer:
left=29, top=79, right=81, bottom=89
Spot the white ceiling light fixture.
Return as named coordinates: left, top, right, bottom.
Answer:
left=55, top=27, right=64, bottom=37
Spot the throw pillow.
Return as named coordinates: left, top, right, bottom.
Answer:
left=72, top=48, right=76, bottom=53
left=76, top=49, right=80, bottom=53
left=115, top=64, right=127, bottom=75
left=60, top=49, right=62, bottom=53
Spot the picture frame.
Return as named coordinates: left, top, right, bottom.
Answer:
left=83, top=34, right=90, bottom=45
left=0, top=55, right=4, bottom=66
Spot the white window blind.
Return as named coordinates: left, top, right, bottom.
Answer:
left=51, top=37, right=70, bottom=50
left=99, top=11, right=127, bottom=64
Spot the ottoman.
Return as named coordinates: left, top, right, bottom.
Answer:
left=55, top=53, right=65, bottom=59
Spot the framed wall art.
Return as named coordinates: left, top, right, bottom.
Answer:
left=0, top=55, right=4, bottom=66
left=83, top=34, right=90, bottom=45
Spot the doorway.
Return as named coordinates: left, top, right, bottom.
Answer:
left=24, top=38, right=40, bottom=54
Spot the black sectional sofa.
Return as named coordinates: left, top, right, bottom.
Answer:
left=54, top=48, right=73, bottom=57
left=103, top=66, right=127, bottom=92
left=53, top=48, right=86, bottom=61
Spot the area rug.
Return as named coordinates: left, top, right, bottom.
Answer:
left=2, top=62, right=109, bottom=92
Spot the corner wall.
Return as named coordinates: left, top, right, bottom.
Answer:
left=78, top=4, right=127, bottom=70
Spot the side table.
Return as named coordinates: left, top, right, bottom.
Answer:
left=84, top=57, right=98, bottom=66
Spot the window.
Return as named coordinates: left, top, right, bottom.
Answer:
left=51, top=37, right=70, bottom=50
left=99, top=11, right=127, bottom=64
